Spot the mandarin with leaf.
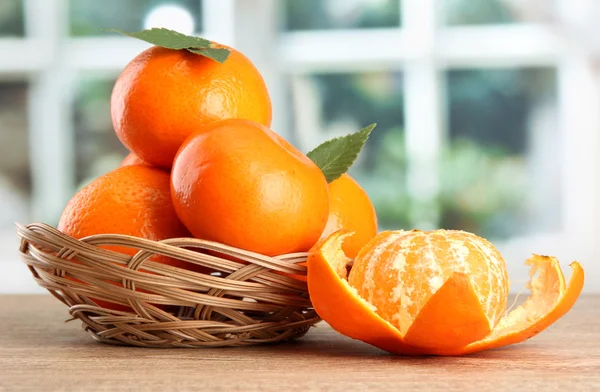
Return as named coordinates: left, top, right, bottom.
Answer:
left=110, top=29, right=272, bottom=169
left=307, top=124, right=378, bottom=258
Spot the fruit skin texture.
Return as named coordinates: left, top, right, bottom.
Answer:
left=171, top=119, right=329, bottom=257
left=318, top=174, right=377, bottom=258
left=58, top=165, right=191, bottom=267
left=111, top=45, right=272, bottom=169
left=119, top=152, right=149, bottom=167
left=308, top=230, right=584, bottom=356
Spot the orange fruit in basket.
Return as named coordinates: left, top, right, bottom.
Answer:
left=111, top=44, right=272, bottom=169
left=318, top=174, right=378, bottom=258
left=58, top=165, right=190, bottom=260
left=119, top=152, right=149, bottom=167
left=58, top=165, right=205, bottom=311
left=171, top=119, right=329, bottom=257
left=308, top=230, right=584, bottom=355
left=58, top=166, right=205, bottom=271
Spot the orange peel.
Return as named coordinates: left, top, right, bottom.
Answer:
left=307, top=230, right=584, bottom=356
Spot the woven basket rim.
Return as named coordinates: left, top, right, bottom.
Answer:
left=17, top=222, right=320, bottom=348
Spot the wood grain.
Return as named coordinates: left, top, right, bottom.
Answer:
left=0, top=294, right=599, bottom=392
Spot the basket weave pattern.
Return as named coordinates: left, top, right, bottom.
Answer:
left=17, top=223, right=320, bottom=348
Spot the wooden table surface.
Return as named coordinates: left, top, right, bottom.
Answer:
left=1, top=295, right=599, bottom=391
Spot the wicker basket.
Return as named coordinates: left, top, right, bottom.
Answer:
left=16, top=222, right=320, bottom=348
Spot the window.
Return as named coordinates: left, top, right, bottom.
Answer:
left=0, top=82, right=30, bottom=229
left=444, top=0, right=516, bottom=25
left=443, top=67, right=559, bottom=239
left=1, top=0, right=598, bottom=292
left=0, top=0, right=24, bottom=37
left=73, top=75, right=127, bottom=188
left=69, top=0, right=202, bottom=36
left=281, top=0, right=401, bottom=30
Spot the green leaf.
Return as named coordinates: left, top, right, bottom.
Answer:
left=109, top=28, right=211, bottom=49
left=108, top=28, right=230, bottom=63
left=188, top=47, right=230, bottom=63
left=307, top=123, right=376, bottom=183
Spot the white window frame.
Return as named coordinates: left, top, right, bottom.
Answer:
left=1, top=0, right=597, bottom=292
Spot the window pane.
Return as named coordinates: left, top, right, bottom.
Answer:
left=444, top=0, right=516, bottom=25
left=69, top=0, right=202, bottom=37
left=443, top=68, right=559, bottom=239
left=0, top=82, right=30, bottom=228
left=288, top=72, right=407, bottom=229
left=0, top=0, right=24, bottom=37
left=73, top=76, right=127, bottom=188
left=281, top=0, right=400, bottom=31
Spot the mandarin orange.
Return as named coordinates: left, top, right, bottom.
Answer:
left=58, top=165, right=192, bottom=268
left=119, top=152, right=149, bottom=167
left=171, top=119, right=329, bottom=256
left=318, top=174, right=377, bottom=258
left=348, top=230, right=508, bottom=347
left=308, top=230, right=584, bottom=355
left=58, top=165, right=201, bottom=311
left=111, top=44, right=272, bottom=169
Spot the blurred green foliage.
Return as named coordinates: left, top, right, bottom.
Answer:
left=438, top=138, right=528, bottom=238
left=282, top=0, right=516, bottom=30
left=69, top=0, right=201, bottom=36
left=73, top=77, right=127, bottom=188
left=282, top=0, right=400, bottom=30
left=447, top=68, right=556, bottom=155
left=311, top=73, right=404, bottom=170
left=445, top=0, right=515, bottom=25
left=352, top=127, right=410, bottom=230
left=0, top=0, right=24, bottom=36
left=350, top=129, right=528, bottom=239
left=306, top=67, right=555, bottom=239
